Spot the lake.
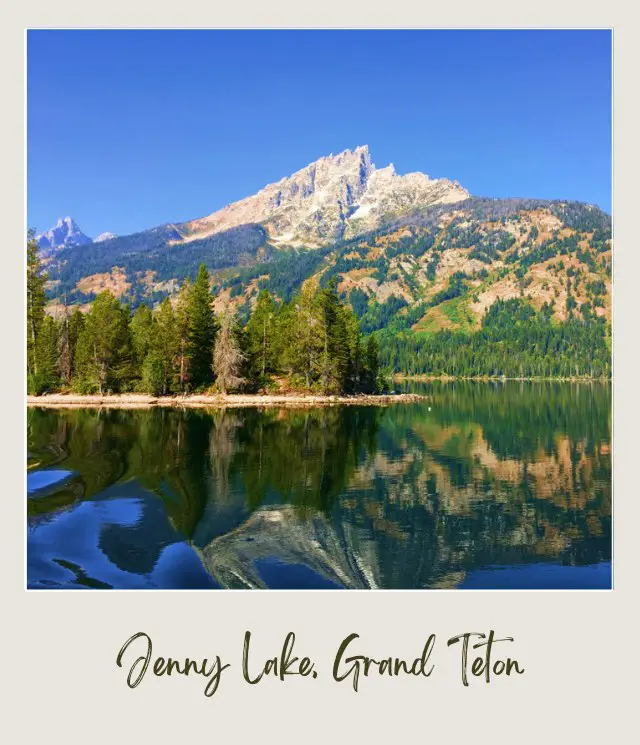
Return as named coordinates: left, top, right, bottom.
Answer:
left=26, top=381, right=612, bottom=589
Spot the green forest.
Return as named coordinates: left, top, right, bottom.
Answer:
left=27, top=232, right=384, bottom=396
left=379, top=298, right=611, bottom=378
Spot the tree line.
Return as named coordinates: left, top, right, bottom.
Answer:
left=27, top=231, right=385, bottom=396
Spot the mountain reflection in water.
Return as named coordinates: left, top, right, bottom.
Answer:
left=26, top=381, right=612, bottom=589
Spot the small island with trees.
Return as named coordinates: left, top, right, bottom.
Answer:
left=27, top=232, right=422, bottom=407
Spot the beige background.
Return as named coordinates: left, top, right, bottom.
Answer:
left=2, top=3, right=638, bottom=742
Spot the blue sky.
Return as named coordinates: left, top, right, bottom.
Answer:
left=27, top=29, right=612, bottom=238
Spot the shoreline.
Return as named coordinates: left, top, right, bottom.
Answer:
left=393, top=375, right=611, bottom=383
left=27, top=392, right=426, bottom=409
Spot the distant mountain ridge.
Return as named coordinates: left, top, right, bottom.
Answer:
left=38, top=145, right=468, bottom=257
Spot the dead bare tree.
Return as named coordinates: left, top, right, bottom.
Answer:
left=213, top=306, right=245, bottom=394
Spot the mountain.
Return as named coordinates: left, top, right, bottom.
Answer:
left=41, top=146, right=611, bottom=375
left=36, top=216, right=92, bottom=253
left=183, top=144, right=469, bottom=246
left=94, top=231, right=117, bottom=243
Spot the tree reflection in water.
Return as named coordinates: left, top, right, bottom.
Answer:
left=27, top=381, right=611, bottom=589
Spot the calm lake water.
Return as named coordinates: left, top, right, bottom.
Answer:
left=26, top=382, right=612, bottom=590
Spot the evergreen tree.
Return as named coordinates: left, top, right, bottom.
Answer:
left=273, top=298, right=296, bottom=375
left=141, top=352, right=166, bottom=396
left=146, top=298, right=179, bottom=395
left=38, top=315, right=61, bottom=392
left=57, top=296, right=85, bottom=388
left=27, top=229, right=48, bottom=392
left=364, top=334, right=381, bottom=393
left=74, top=291, right=134, bottom=393
left=130, top=303, right=154, bottom=374
left=58, top=302, right=72, bottom=387
left=344, top=309, right=364, bottom=393
left=187, top=264, right=218, bottom=389
left=246, top=289, right=277, bottom=385
left=67, top=307, right=85, bottom=382
left=175, top=278, right=191, bottom=392
left=318, top=281, right=349, bottom=394
left=290, top=286, right=324, bottom=389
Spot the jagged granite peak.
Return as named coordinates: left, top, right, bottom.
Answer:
left=185, top=145, right=469, bottom=246
left=94, top=231, right=118, bottom=243
left=36, top=216, right=92, bottom=251
left=345, top=163, right=469, bottom=238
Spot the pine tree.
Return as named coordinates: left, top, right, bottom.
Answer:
left=130, top=303, right=154, bottom=375
left=364, top=334, right=381, bottom=393
left=148, top=298, right=179, bottom=395
left=213, top=307, right=246, bottom=394
left=318, top=281, right=349, bottom=394
left=273, top=299, right=296, bottom=374
left=74, top=291, right=134, bottom=394
left=68, top=307, right=85, bottom=381
left=26, top=229, right=48, bottom=392
left=175, top=278, right=191, bottom=392
left=344, top=309, right=364, bottom=393
left=38, top=315, right=61, bottom=392
left=290, top=287, right=323, bottom=390
left=56, top=304, right=86, bottom=389
left=187, top=264, right=218, bottom=389
left=141, top=352, right=165, bottom=396
left=58, top=300, right=72, bottom=387
left=246, top=289, right=277, bottom=385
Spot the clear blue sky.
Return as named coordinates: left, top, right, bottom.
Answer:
left=27, top=29, right=612, bottom=238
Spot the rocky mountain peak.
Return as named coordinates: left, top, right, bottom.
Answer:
left=185, top=146, right=469, bottom=246
left=37, top=216, right=92, bottom=253
left=56, top=216, right=78, bottom=230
